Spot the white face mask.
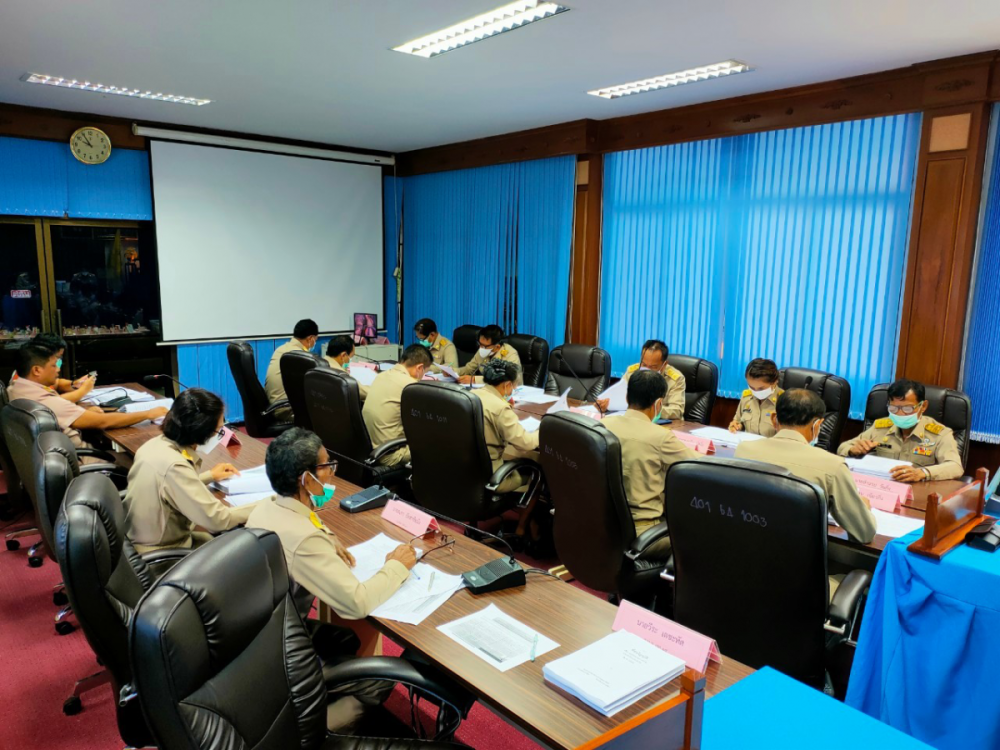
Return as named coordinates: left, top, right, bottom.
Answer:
left=751, top=386, right=774, bottom=401
left=195, top=431, right=223, bottom=456
left=809, top=420, right=822, bottom=447
left=478, top=346, right=494, bottom=359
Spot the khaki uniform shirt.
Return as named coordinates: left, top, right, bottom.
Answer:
left=736, top=429, right=877, bottom=544
left=265, top=338, right=310, bottom=407
left=837, top=415, right=963, bottom=481
left=325, top=356, right=369, bottom=402
left=623, top=364, right=686, bottom=421
left=733, top=388, right=784, bottom=438
left=8, top=377, right=89, bottom=449
left=428, top=336, right=459, bottom=373
left=457, top=345, right=523, bottom=387
left=471, top=385, right=540, bottom=470
left=123, top=435, right=257, bottom=553
left=362, top=364, right=414, bottom=466
left=603, top=410, right=700, bottom=531
left=246, top=495, right=409, bottom=620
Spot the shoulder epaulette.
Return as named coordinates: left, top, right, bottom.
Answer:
left=776, top=388, right=784, bottom=396
left=925, top=422, right=943, bottom=434
left=499, top=347, right=509, bottom=357
left=438, top=336, right=451, bottom=347
left=666, top=366, right=680, bottom=381
left=873, top=418, right=893, bottom=428
left=626, top=363, right=640, bottom=374
left=742, top=388, right=752, bottom=397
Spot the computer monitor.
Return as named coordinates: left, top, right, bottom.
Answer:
left=353, top=312, right=378, bottom=344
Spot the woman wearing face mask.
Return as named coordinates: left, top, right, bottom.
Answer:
left=471, top=359, right=538, bottom=494
left=123, top=388, right=253, bottom=553
left=729, top=358, right=782, bottom=436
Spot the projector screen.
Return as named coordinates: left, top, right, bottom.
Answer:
left=150, top=140, right=384, bottom=343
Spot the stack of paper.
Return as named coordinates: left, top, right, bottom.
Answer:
left=828, top=510, right=924, bottom=538
left=348, top=365, right=379, bottom=386
left=512, top=386, right=558, bottom=405
left=377, top=362, right=395, bottom=371
left=87, top=386, right=156, bottom=405
left=598, top=379, right=628, bottom=413
left=543, top=630, right=685, bottom=716
left=438, top=604, right=559, bottom=672
left=435, top=364, right=461, bottom=382
left=519, top=416, right=542, bottom=433
left=845, top=455, right=913, bottom=479
left=213, top=464, right=274, bottom=496
left=118, top=397, right=174, bottom=426
left=690, top=426, right=765, bottom=447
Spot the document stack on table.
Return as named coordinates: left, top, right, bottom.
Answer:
left=118, top=397, right=173, bottom=426
left=512, top=386, right=558, bottom=405
left=690, top=426, right=765, bottom=447
left=845, top=455, right=913, bottom=479
left=348, top=364, right=379, bottom=386
left=87, top=386, right=156, bottom=406
left=211, top=465, right=275, bottom=507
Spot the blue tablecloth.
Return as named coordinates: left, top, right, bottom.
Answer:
left=704, top=666, right=931, bottom=749
left=847, top=529, right=1000, bottom=749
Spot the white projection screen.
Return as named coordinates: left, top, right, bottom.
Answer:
left=150, top=140, right=384, bottom=343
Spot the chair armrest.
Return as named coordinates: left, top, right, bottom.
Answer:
left=626, top=522, right=670, bottom=561
left=826, top=569, right=872, bottom=633
left=78, top=463, right=124, bottom=475
left=486, top=458, right=540, bottom=492
left=261, top=399, right=290, bottom=417
left=140, top=548, right=191, bottom=580
left=76, top=447, right=119, bottom=464
left=369, top=437, right=408, bottom=463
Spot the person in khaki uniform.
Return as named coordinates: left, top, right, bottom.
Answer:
left=837, top=378, right=963, bottom=482
left=597, top=340, right=685, bottom=420
left=456, top=324, right=523, bottom=387
left=123, top=389, right=250, bottom=553
left=729, top=358, right=783, bottom=437
left=324, top=334, right=368, bottom=402
left=8, top=332, right=97, bottom=402
left=362, top=344, right=432, bottom=466
left=603, top=370, right=700, bottom=560
left=414, top=318, right=458, bottom=373
left=246, top=428, right=417, bottom=732
left=265, top=318, right=319, bottom=420
left=471, top=359, right=539, bottom=494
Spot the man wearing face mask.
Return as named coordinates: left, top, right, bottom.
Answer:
left=736, top=389, right=876, bottom=548
left=362, top=343, right=432, bottom=466
left=729, top=358, right=783, bottom=436
left=265, top=318, right=320, bottom=421
left=456, top=324, right=522, bottom=387
left=597, top=340, right=685, bottom=420
left=324, top=334, right=368, bottom=402
left=472, top=359, right=539, bottom=494
left=413, top=318, right=458, bottom=373
left=837, top=378, right=962, bottom=482
left=123, top=388, right=251, bottom=554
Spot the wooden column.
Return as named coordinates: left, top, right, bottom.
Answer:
left=896, top=102, right=992, bottom=387
left=568, top=153, right=602, bottom=344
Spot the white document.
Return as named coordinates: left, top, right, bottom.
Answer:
left=845, top=455, right=913, bottom=479
left=599, top=378, right=628, bottom=413
left=438, top=604, right=559, bottom=672
left=871, top=509, right=925, bottom=538
left=348, top=365, right=379, bottom=386
left=437, top=364, right=461, bottom=381
left=543, top=630, right=685, bottom=717
left=690, top=426, right=765, bottom=446
left=118, top=397, right=174, bottom=413
left=378, top=362, right=395, bottom=371
left=226, top=490, right=274, bottom=507
left=512, top=386, right=558, bottom=405
left=213, top=464, right=273, bottom=495
left=519, top=417, right=542, bottom=433
left=546, top=388, right=572, bottom=415
left=87, top=386, right=156, bottom=405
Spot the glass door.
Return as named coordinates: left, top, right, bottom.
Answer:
left=0, top=218, right=51, bottom=379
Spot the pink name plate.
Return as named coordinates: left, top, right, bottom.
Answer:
left=851, top=473, right=912, bottom=512
left=219, top=426, right=241, bottom=447
left=381, top=499, right=440, bottom=536
left=612, top=599, right=722, bottom=673
left=674, top=431, right=713, bottom=454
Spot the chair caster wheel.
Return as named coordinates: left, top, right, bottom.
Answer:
left=63, top=696, right=83, bottom=715
left=53, top=591, right=69, bottom=606
left=6, top=539, right=19, bottom=551
left=28, top=556, right=43, bottom=568
left=55, top=621, right=75, bottom=636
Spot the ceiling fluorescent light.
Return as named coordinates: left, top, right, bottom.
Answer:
left=588, top=60, right=754, bottom=100
left=393, top=0, right=569, bottom=58
left=21, top=73, right=210, bottom=106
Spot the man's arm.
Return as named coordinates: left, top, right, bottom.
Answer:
left=71, top=406, right=169, bottom=430
left=442, top=342, right=459, bottom=370
left=925, top=430, right=964, bottom=481
left=837, top=427, right=877, bottom=458
left=660, top=431, right=699, bottom=469
left=662, top=374, right=685, bottom=420
left=829, top=464, right=877, bottom=543
left=61, top=375, right=96, bottom=404
left=456, top=352, right=482, bottom=378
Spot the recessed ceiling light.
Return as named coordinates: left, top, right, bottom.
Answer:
left=588, top=60, right=754, bottom=100
left=393, top=0, right=569, bottom=58
left=21, top=73, right=211, bottom=106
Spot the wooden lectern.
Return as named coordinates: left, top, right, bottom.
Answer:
left=909, top=468, right=990, bottom=560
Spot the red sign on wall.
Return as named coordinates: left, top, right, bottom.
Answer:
left=10, top=290, right=31, bottom=299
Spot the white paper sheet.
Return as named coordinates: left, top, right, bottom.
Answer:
left=213, top=464, right=273, bottom=495
left=348, top=365, right=379, bottom=386
left=690, top=426, right=766, bottom=446
left=226, top=491, right=274, bottom=507
left=86, top=386, right=156, bottom=405
left=546, top=388, right=572, bottom=415
left=512, top=386, right=558, bottom=405
left=118, top=397, right=173, bottom=413
left=599, top=378, right=628, bottom=413
left=437, top=364, right=461, bottom=381
left=519, top=417, right=542, bottom=433
left=845, top=455, right=913, bottom=479
left=378, top=362, right=395, bottom=371
left=871, top=509, right=925, bottom=538
left=438, top=604, right=559, bottom=672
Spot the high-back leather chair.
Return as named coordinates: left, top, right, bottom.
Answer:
left=452, top=324, right=481, bottom=367
left=129, top=527, right=466, bottom=750
left=539, top=412, right=671, bottom=608
left=779, top=368, right=851, bottom=452
left=280, top=349, right=328, bottom=430
left=665, top=458, right=870, bottom=689
left=506, top=334, right=550, bottom=389
left=544, top=344, right=611, bottom=401
left=402, top=382, right=540, bottom=522
left=669, top=354, right=718, bottom=425
left=864, top=383, right=972, bottom=466
left=0, top=381, right=38, bottom=555
left=227, top=341, right=293, bottom=438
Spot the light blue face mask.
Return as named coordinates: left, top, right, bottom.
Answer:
left=417, top=338, right=432, bottom=348
left=889, top=412, right=920, bottom=430
left=56, top=358, right=63, bottom=370
left=304, top=471, right=336, bottom=509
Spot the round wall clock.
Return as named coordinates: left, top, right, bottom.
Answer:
left=69, top=126, right=112, bottom=164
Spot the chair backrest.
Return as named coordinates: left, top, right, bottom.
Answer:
left=32, top=431, right=80, bottom=561
left=227, top=341, right=273, bottom=437
left=130, top=527, right=328, bottom=750
left=280, top=350, right=327, bottom=430
left=452, top=324, right=481, bottom=367
left=670, top=354, right=718, bottom=425
left=55, top=473, right=156, bottom=746
left=304, top=368, right=373, bottom=486
left=506, top=333, right=550, bottom=388
left=778, top=368, right=851, bottom=452
left=545, top=344, right=612, bottom=401
left=666, top=458, right=830, bottom=687
left=0, top=380, right=23, bottom=507
left=539, top=412, right=636, bottom=593
left=864, top=383, right=972, bottom=466
left=401, top=382, right=496, bottom=521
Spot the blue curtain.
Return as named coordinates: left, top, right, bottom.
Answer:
left=0, top=136, right=152, bottom=219
left=600, top=114, right=921, bottom=417
left=963, top=103, right=1000, bottom=443
left=400, top=156, right=575, bottom=347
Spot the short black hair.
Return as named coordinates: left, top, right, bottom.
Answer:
left=326, top=334, right=355, bottom=359
left=478, top=325, right=505, bottom=345
left=265, top=427, right=324, bottom=498
left=641, top=340, right=669, bottom=362
left=33, top=332, right=68, bottom=353
left=887, top=378, right=925, bottom=403
left=626, top=370, right=667, bottom=410
left=161, top=388, right=225, bottom=447
left=482, top=359, right=520, bottom=386
left=775, top=388, right=825, bottom=427
left=16, top=343, right=58, bottom=377
left=745, top=358, right=779, bottom=382
left=400, top=343, right=432, bottom=367
left=413, top=318, right=438, bottom=337
left=293, top=319, right=319, bottom=339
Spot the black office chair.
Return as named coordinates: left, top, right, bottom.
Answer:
left=0, top=380, right=37, bottom=554
left=304, top=368, right=409, bottom=488
left=506, top=333, right=550, bottom=389
left=54, top=473, right=189, bottom=739
left=281, top=349, right=329, bottom=430
left=539, top=412, right=671, bottom=608
left=227, top=341, right=294, bottom=438
left=669, top=354, right=718, bottom=425
left=665, top=458, right=870, bottom=692
left=401, top=382, right=541, bottom=523
left=779, top=368, right=851, bottom=452
left=544, top=344, right=611, bottom=401
left=863, top=383, right=972, bottom=466
left=129, top=527, right=468, bottom=749
left=451, top=324, right=480, bottom=368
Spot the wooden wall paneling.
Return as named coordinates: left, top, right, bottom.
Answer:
left=0, top=103, right=146, bottom=149
left=568, top=153, right=602, bottom=344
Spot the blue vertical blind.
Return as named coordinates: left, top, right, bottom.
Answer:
left=384, top=177, right=402, bottom=343
left=600, top=114, right=921, bottom=417
left=400, top=156, right=575, bottom=346
left=962, top=103, right=1000, bottom=443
